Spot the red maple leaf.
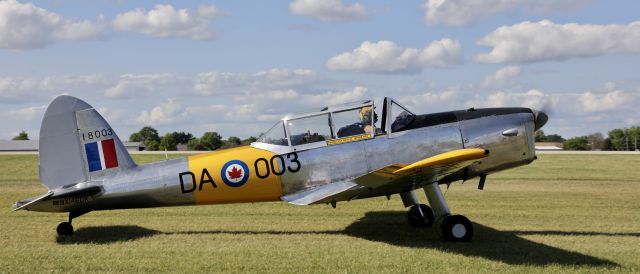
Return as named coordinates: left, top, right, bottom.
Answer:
left=228, top=166, right=243, bottom=179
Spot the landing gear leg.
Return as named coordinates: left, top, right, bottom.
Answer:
left=400, top=190, right=434, bottom=227
left=423, top=183, right=473, bottom=242
left=56, top=210, right=91, bottom=236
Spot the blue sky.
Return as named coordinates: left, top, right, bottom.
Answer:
left=1, top=0, right=639, bottom=140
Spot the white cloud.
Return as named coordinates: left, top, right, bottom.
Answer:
left=423, top=0, right=591, bottom=27
left=136, top=98, right=186, bottom=126
left=304, top=86, right=368, bottom=106
left=483, top=66, right=521, bottom=86
left=194, top=68, right=322, bottom=95
left=0, top=105, right=46, bottom=121
left=112, top=4, right=222, bottom=40
left=326, top=39, right=463, bottom=73
left=476, top=20, right=640, bottom=64
left=232, top=86, right=368, bottom=114
left=0, top=0, right=103, bottom=50
left=289, top=0, right=367, bottom=22
left=0, top=75, right=108, bottom=104
left=396, top=88, right=459, bottom=114
left=97, top=107, right=128, bottom=123
left=104, top=74, right=180, bottom=98
left=466, top=89, right=555, bottom=110
left=578, top=90, right=626, bottom=113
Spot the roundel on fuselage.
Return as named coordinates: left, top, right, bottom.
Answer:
left=221, top=160, right=250, bottom=187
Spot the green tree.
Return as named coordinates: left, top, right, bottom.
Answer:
left=159, top=133, right=178, bottom=151
left=534, top=130, right=545, bottom=142
left=587, top=133, right=605, bottom=150
left=130, top=126, right=161, bottom=151
left=241, top=136, right=257, bottom=145
left=628, top=126, right=640, bottom=151
left=608, top=128, right=626, bottom=151
left=187, top=138, right=206, bottom=150
left=544, top=134, right=565, bottom=142
left=200, top=132, right=222, bottom=150
left=534, top=130, right=564, bottom=142
left=563, top=136, right=590, bottom=150
left=171, top=131, right=194, bottom=144
left=146, top=140, right=160, bottom=151
left=227, top=136, right=242, bottom=146
left=12, top=130, right=29, bottom=140
left=603, top=138, right=614, bottom=151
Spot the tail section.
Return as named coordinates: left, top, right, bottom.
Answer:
left=39, top=95, right=136, bottom=190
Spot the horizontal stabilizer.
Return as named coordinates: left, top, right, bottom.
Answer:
left=12, top=192, right=53, bottom=211
left=12, top=183, right=103, bottom=211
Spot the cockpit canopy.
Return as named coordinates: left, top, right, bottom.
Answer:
left=255, top=97, right=415, bottom=151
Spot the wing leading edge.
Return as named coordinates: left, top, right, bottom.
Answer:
left=282, top=148, right=489, bottom=205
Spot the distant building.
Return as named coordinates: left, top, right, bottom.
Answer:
left=0, top=140, right=39, bottom=151
left=123, top=142, right=146, bottom=152
left=0, top=140, right=146, bottom=152
left=535, top=142, right=563, bottom=151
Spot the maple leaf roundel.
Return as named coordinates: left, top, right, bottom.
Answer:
left=220, top=160, right=250, bottom=187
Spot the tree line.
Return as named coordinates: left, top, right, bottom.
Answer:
left=129, top=126, right=257, bottom=151
left=536, top=126, right=640, bottom=151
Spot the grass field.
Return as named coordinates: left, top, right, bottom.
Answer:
left=1, top=154, right=639, bottom=273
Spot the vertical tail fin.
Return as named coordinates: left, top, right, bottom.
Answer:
left=39, top=95, right=136, bottom=189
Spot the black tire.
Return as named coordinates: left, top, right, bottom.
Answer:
left=56, top=222, right=73, bottom=236
left=441, top=215, right=473, bottom=242
left=407, top=204, right=435, bottom=228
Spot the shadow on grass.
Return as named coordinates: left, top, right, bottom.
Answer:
left=58, top=211, right=620, bottom=267
left=56, top=225, right=160, bottom=244
left=341, top=211, right=618, bottom=267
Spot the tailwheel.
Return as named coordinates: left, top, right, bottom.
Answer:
left=407, top=204, right=434, bottom=228
left=56, top=222, right=73, bottom=236
left=441, top=215, right=473, bottom=242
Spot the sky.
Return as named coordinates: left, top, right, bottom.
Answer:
left=1, top=0, right=639, bottom=140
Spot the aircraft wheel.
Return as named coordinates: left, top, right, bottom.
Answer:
left=407, top=204, right=434, bottom=227
left=441, top=215, right=473, bottom=242
left=56, top=222, right=73, bottom=236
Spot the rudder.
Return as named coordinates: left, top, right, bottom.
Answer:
left=39, top=95, right=136, bottom=190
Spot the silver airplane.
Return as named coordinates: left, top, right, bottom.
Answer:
left=13, top=95, right=548, bottom=241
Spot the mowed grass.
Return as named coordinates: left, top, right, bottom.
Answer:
left=1, top=154, right=639, bottom=273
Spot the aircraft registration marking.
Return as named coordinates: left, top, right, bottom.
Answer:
left=52, top=196, right=92, bottom=206
left=180, top=146, right=299, bottom=205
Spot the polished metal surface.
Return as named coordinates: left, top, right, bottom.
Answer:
left=400, top=190, right=420, bottom=208
left=279, top=123, right=463, bottom=197
left=423, top=182, right=451, bottom=219
left=25, top=157, right=193, bottom=212
left=459, top=113, right=536, bottom=177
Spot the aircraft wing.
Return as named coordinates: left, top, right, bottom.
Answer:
left=281, top=148, right=488, bottom=205
left=354, top=148, right=489, bottom=189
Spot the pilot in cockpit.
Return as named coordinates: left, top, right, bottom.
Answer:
left=337, top=106, right=380, bottom=137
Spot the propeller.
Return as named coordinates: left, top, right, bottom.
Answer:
left=532, top=96, right=553, bottom=131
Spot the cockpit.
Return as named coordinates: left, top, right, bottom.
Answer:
left=253, top=97, right=415, bottom=153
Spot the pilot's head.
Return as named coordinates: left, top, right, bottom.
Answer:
left=359, top=106, right=378, bottom=125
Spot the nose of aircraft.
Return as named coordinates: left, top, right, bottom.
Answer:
left=532, top=109, right=548, bottom=131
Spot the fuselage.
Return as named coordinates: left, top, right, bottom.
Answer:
left=29, top=108, right=537, bottom=213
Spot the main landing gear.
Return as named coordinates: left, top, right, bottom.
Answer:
left=400, top=183, right=474, bottom=242
left=56, top=210, right=90, bottom=236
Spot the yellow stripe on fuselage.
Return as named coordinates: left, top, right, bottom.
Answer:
left=186, top=146, right=282, bottom=205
